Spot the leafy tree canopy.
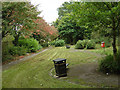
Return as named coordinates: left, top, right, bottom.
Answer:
left=54, top=1, right=120, bottom=59
left=2, top=2, right=41, bottom=45
left=2, top=2, right=41, bottom=38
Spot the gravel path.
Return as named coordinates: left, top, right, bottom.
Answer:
left=2, top=48, right=49, bottom=71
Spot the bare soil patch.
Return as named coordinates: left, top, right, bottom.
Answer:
left=67, top=63, right=119, bottom=87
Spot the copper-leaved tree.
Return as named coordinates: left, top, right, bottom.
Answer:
left=2, top=2, right=41, bottom=45
left=32, top=17, right=58, bottom=43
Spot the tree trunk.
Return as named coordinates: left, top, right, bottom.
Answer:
left=118, top=21, right=120, bottom=53
left=112, top=18, right=117, bottom=61
left=13, top=33, right=20, bottom=46
left=112, top=34, right=117, bottom=61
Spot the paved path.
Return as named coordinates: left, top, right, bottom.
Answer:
left=2, top=48, right=49, bottom=71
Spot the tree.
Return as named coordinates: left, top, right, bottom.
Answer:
left=70, top=2, right=120, bottom=60
left=32, top=17, right=58, bottom=43
left=57, top=1, right=74, bottom=19
left=56, top=1, right=120, bottom=60
left=57, top=13, right=90, bottom=44
left=55, top=1, right=92, bottom=44
left=90, top=2, right=119, bottom=60
left=2, top=2, right=40, bottom=45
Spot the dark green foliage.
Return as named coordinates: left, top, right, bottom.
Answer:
left=41, top=43, right=49, bottom=47
left=75, top=40, right=96, bottom=49
left=2, top=43, right=27, bottom=62
left=99, top=53, right=120, bottom=74
left=2, top=42, right=13, bottom=56
left=92, top=37, right=112, bottom=48
left=2, top=35, right=14, bottom=62
left=57, top=15, right=90, bottom=44
left=55, top=40, right=65, bottom=47
left=2, top=41, right=14, bottom=62
left=55, top=2, right=119, bottom=60
left=2, top=36, right=42, bottom=62
left=2, top=55, right=13, bottom=62
left=18, top=38, right=42, bottom=52
left=55, top=2, right=92, bottom=44
left=104, top=40, right=111, bottom=48
left=9, top=46, right=27, bottom=56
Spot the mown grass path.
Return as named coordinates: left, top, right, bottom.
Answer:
left=2, top=46, right=119, bottom=88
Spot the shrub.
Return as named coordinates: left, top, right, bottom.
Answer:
left=55, top=40, right=65, bottom=47
left=9, top=46, right=27, bottom=56
left=75, top=40, right=84, bottom=49
left=75, top=40, right=96, bottom=49
left=2, top=42, right=27, bottom=62
left=95, top=44, right=101, bottom=49
left=86, top=40, right=95, bottom=49
left=41, top=43, right=49, bottom=47
left=99, top=53, right=120, bottom=74
left=2, top=35, right=14, bottom=42
left=91, top=37, right=112, bottom=47
left=2, top=55, right=14, bottom=62
left=82, top=39, right=88, bottom=48
left=49, top=40, right=56, bottom=45
left=2, top=42, right=13, bottom=55
left=2, top=40, right=14, bottom=62
left=104, top=40, right=111, bottom=48
left=18, top=38, right=42, bottom=52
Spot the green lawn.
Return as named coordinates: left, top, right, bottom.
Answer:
left=91, top=47, right=113, bottom=55
left=92, top=45, right=119, bottom=55
left=2, top=46, right=105, bottom=88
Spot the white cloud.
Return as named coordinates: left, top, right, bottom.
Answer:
left=30, top=0, right=72, bottom=24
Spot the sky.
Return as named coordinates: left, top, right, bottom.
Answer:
left=30, top=0, right=73, bottom=24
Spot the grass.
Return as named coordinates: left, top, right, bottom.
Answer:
left=93, top=43, right=119, bottom=55
left=2, top=46, right=109, bottom=88
left=91, top=47, right=113, bottom=55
